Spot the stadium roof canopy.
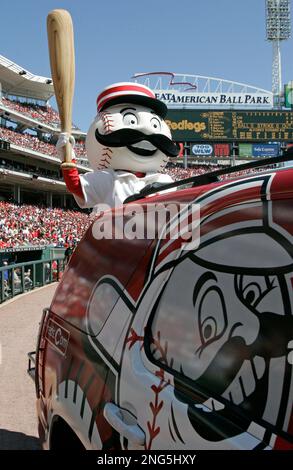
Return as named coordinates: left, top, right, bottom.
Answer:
left=0, top=55, right=54, bottom=102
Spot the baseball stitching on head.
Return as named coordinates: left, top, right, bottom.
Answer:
left=99, top=111, right=114, bottom=135
left=97, top=147, right=113, bottom=170
left=97, top=111, right=114, bottom=169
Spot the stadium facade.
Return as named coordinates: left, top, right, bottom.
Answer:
left=134, top=72, right=292, bottom=166
left=0, top=60, right=291, bottom=208
left=0, top=55, right=88, bottom=208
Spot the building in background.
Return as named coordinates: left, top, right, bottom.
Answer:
left=0, top=55, right=88, bottom=207
left=133, top=71, right=291, bottom=167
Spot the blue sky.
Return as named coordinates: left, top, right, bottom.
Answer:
left=1, top=0, right=293, bottom=131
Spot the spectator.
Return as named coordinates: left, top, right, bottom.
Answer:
left=2, top=261, right=10, bottom=298
left=13, top=268, right=21, bottom=291
left=44, top=263, right=51, bottom=283
left=2, top=261, right=9, bottom=283
left=24, top=269, right=33, bottom=288
left=51, top=260, right=59, bottom=281
left=64, top=244, right=74, bottom=266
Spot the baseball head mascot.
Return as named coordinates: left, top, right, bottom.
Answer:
left=57, top=82, right=179, bottom=212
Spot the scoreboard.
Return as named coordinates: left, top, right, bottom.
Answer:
left=166, top=110, right=293, bottom=141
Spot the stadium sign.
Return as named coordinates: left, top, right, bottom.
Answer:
left=239, top=144, right=253, bottom=157
left=252, top=143, right=279, bottom=158
left=191, top=144, right=213, bottom=156
left=155, top=91, right=273, bottom=108
left=284, top=82, right=293, bottom=108
left=239, top=143, right=280, bottom=158
left=214, top=143, right=230, bottom=157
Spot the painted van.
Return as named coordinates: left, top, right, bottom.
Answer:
left=33, top=168, right=293, bottom=450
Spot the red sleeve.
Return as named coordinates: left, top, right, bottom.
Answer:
left=62, top=166, right=84, bottom=200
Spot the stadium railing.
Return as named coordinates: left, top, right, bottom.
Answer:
left=0, top=257, right=65, bottom=304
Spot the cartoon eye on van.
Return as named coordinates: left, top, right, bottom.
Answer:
left=30, top=166, right=293, bottom=450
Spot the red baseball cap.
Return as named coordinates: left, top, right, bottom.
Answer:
left=96, top=82, right=167, bottom=118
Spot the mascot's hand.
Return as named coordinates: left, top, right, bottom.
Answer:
left=56, top=132, right=76, bottom=163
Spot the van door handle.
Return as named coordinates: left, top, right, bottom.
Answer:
left=103, top=403, right=145, bottom=446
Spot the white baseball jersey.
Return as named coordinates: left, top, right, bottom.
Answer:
left=74, top=169, right=173, bottom=214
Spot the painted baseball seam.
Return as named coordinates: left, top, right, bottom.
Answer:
left=125, top=328, right=172, bottom=450
left=100, top=111, right=114, bottom=134
left=95, top=112, right=114, bottom=170
left=97, top=146, right=113, bottom=170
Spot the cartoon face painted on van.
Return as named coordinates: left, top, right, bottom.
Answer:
left=148, top=229, right=293, bottom=442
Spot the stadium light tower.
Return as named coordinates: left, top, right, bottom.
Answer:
left=266, top=0, right=291, bottom=107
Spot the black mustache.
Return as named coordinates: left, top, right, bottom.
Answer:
left=95, top=128, right=180, bottom=158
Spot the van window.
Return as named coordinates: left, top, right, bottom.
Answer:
left=87, top=280, right=120, bottom=336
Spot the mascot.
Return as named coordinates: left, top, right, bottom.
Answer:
left=57, top=82, right=179, bottom=212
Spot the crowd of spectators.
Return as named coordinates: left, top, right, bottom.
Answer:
left=0, top=125, right=87, bottom=165
left=0, top=125, right=57, bottom=156
left=163, top=163, right=277, bottom=181
left=1, top=97, right=61, bottom=127
left=0, top=159, right=281, bottom=250
left=0, top=122, right=278, bottom=181
left=0, top=202, right=90, bottom=249
left=164, top=164, right=223, bottom=181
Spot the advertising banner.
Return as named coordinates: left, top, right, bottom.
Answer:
left=0, top=246, right=45, bottom=253
left=252, top=143, right=279, bottom=157
left=191, top=144, right=213, bottom=156
left=214, top=143, right=230, bottom=157
left=284, top=83, right=293, bottom=109
left=239, top=144, right=253, bottom=157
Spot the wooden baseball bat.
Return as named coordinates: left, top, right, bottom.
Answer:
left=47, top=9, right=76, bottom=168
